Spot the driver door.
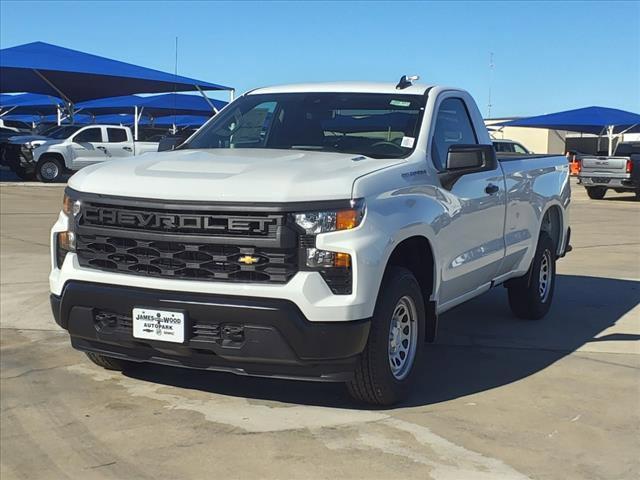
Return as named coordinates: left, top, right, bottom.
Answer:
left=430, top=96, right=507, bottom=308
left=70, top=127, right=108, bottom=169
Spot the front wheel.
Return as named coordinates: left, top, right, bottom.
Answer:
left=85, top=352, right=135, bottom=371
left=507, top=232, right=556, bottom=320
left=347, top=267, right=425, bottom=406
left=12, top=165, right=35, bottom=181
left=585, top=186, right=607, bottom=199
left=36, top=156, right=64, bottom=183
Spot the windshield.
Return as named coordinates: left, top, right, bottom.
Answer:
left=185, top=93, right=425, bottom=159
left=49, top=125, right=82, bottom=139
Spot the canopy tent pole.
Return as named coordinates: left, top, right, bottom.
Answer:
left=229, top=89, right=235, bottom=103
left=56, top=105, right=62, bottom=126
left=195, top=85, right=218, bottom=114
left=607, top=125, right=615, bottom=156
left=31, top=68, right=75, bottom=122
left=0, top=106, right=17, bottom=118
left=134, top=105, right=139, bottom=141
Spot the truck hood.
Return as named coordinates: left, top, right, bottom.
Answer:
left=8, top=134, right=50, bottom=145
left=69, top=148, right=404, bottom=202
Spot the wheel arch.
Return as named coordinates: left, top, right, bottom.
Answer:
left=381, top=234, right=438, bottom=342
left=540, top=204, right=564, bottom=257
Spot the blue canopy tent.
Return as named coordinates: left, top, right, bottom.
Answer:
left=496, top=106, right=640, bottom=155
left=0, top=41, right=233, bottom=124
left=0, top=93, right=63, bottom=117
left=153, top=115, right=210, bottom=128
left=71, top=114, right=151, bottom=126
left=2, top=113, right=44, bottom=128
left=76, top=93, right=226, bottom=139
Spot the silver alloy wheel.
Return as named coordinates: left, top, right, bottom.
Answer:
left=388, top=295, right=418, bottom=380
left=539, top=249, right=552, bottom=302
left=40, top=161, right=59, bottom=180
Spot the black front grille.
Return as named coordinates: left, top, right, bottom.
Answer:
left=76, top=234, right=297, bottom=284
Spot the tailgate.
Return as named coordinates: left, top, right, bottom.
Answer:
left=580, top=156, right=628, bottom=175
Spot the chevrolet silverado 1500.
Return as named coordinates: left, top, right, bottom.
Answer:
left=50, top=79, right=571, bottom=405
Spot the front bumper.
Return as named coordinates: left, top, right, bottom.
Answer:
left=51, top=281, right=371, bottom=381
left=3, top=144, right=35, bottom=170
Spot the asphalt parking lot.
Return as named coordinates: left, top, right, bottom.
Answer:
left=1, top=179, right=638, bottom=480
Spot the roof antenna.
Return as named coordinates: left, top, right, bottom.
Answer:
left=173, top=36, right=178, bottom=134
left=396, top=75, right=419, bottom=90
left=487, top=52, right=494, bottom=118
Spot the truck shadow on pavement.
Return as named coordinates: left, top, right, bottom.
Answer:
left=122, top=274, right=640, bottom=409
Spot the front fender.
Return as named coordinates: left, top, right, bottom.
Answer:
left=33, top=145, right=67, bottom=164
left=317, top=184, right=446, bottom=318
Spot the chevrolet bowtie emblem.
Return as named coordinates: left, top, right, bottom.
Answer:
left=238, top=255, right=259, bottom=265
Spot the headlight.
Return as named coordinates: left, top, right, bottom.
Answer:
left=62, top=193, right=81, bottom=217
left=26, top=141, right=45, bottom=150
left=293, top=199, right=365, bottom=234
left=293, top=199, right=364, bottom=295
left=56, top=231, right=75, bottom=268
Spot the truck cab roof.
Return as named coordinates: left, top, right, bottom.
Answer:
left=249, top=81, right=435, bottom=96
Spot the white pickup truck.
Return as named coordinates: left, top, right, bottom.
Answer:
left=33, top=124, right=158, bottom=182
left=50, top=79, right=571, bottom=405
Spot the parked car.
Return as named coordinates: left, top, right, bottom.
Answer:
left=492, top=139, right=533, bottom=155
left=50, top=79, right=571, bottom=405
left=0, top=124, right=68, bottom=180
left=578, top=142, right=640, bottom=199
left=32, top=125, right=159, bottom=182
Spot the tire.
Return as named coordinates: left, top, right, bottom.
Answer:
left=12, top=165, right=35, bottom=181
left=36, top=156, right=64, bottom=183
left=85, top=352, right=134, bottom=371
left=586, top=186, right=607, bottom=200
left=347, top=267, right=425, bottom=406
left=507, top=232, right=556, bottom=320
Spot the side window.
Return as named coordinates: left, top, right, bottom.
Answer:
left=73, top=128, right=102, bottom=143
left=107, top=128, right=128, bottom=143
left=211, top=101, right=276, bottom=148
left=513, top=143, right=528, bottom=154
left=431, top=98, right=478, bottom=170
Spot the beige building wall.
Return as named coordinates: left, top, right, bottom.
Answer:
left=485, top=119, right=567, bottom=154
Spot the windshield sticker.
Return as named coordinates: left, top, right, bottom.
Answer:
left=390, top=100, right=411, bottom=107
left=401, top=136, right=415, bottom=148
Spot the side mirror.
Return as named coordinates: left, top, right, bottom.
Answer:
left=446, top=144, right=495, bottom=171
left=439, top=144, right=497, bottom=190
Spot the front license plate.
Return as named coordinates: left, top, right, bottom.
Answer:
left=132, top=308, right=185, bottom=343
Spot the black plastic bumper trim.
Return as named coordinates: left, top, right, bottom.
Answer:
left=51, top=281, right=370, bottom=381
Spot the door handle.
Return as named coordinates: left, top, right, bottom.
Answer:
left=96, top=146, right=106, bottom=151
left=485, top=183, right=499, bottom=195
left=122, top=146, right=133, bottom=152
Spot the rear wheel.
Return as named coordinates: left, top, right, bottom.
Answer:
left=347, top=267, right=425, bottom=406
left=507, top=232, right=556, bottom=320
left=36, top=156, right=64, bottom=183
left=585, top=186, right=607, bottom=199
left=85, top=352, right=135, bottom=371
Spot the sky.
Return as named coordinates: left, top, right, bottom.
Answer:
left=1, top=0, right=639, bottom=118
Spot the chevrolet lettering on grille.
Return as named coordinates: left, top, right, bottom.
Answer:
left=83, top=207, right=278, bottom=234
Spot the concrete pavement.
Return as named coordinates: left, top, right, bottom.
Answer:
left=1, top=179, right=638, bottom=479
